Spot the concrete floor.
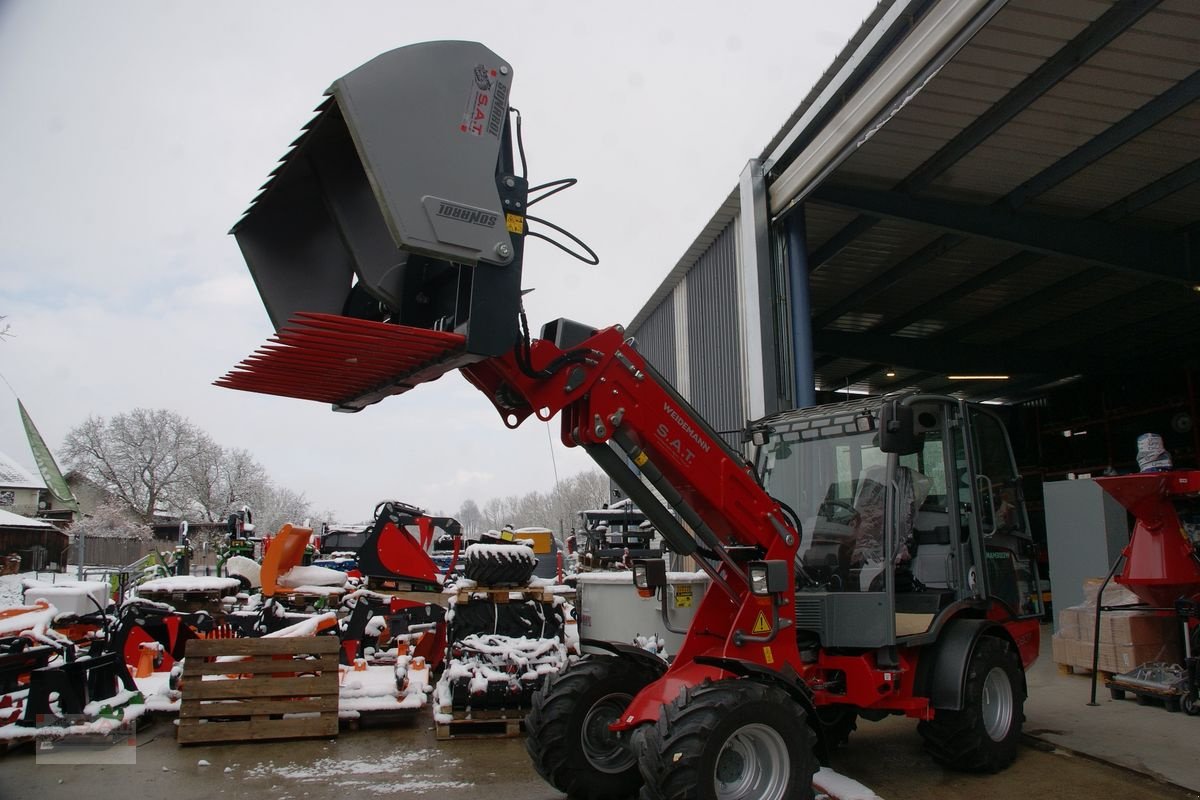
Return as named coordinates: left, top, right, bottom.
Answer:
left=2, top=625, right=1199, bottom=799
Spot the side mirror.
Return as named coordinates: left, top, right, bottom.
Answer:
left=879, top=399, right=921, bottom=455
left=746, top=424, right=771, bottom=447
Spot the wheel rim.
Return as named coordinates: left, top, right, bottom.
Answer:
left=713, top=723, right=790, bottom=800
left=581, top=692, right=636, bottom=773
left=981, top=666, right=1014, bottom=741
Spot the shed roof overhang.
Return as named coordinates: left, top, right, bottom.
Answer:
left=770, top=0, right=1200, bottom=403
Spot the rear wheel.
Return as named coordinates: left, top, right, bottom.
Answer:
left=525, top=656, right=659, bottom=800
left=918, top=635, right=1025, bottom=772
left=637, top=680, right=816, bottom=800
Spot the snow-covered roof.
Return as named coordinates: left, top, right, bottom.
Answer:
left=0, top=508, right=55, bottom=529
left=0, top=451, right=43, bottom=490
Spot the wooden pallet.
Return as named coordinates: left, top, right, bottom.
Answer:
left=454, top=586, right=557, bottom=605
left=435, top=708, right=526, bottom=740
left=177, top=636, right=339, bottom=744
left=1056, top=662, right=1115, bottom=682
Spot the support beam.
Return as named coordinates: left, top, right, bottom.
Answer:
left=939, top=266, right=1108, bottom=342
left=868, top=158, right=1200, bottom=338
left=801, top=0, right=1160, bottom=270
left=811, top=330, right=1059, bottom=375
left=1005, top=68, right=1200, bottom=209
left=811, top=183, right=1195, bottom=284
left=813, top=233, right=966, bottom=328
left=784, top=210, right=816, bottom=407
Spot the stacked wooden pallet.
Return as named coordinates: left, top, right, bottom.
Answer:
left=177, top=636, right=339, bottom=744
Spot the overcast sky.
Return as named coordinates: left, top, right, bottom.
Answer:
left=0, top=0, right=876, bottom=523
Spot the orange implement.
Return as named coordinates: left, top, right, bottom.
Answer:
left=259, top=523, right=314, bottom=597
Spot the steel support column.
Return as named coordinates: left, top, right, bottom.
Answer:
left=784, top=208, right=816, bottom=408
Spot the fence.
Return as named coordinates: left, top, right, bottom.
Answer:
left=63, top=536, right=159, bottom=568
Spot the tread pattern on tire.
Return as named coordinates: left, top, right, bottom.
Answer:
left=449, top=598, right=563, bottom=642
left=463, top=545, right=537, bottom=587
left=525, top=656, right=659, bottom=800
left=636, top=679, right=817, bottom=800
left=917, top=635, right=1026, bottom=773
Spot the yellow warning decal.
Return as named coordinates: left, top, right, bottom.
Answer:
left=763, top=646, right=774, bottom=665
left=634, top=452, right=649, bottom=466
left=752, top=611, right=771, bottom=634
left=506, top=213, right=524, bottom=234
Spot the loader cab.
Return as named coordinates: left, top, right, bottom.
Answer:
left=755, top=394, right=1042, bottom=649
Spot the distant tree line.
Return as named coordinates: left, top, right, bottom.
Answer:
left=453, top=469, right=611, bottom=540
left=62, top=407, right=613, bottom=547
left=62, top=408, right=310, bottom=536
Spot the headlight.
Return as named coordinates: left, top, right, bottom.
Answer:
left=633, top=564, right=649, bottom=590
left=747, top=560, right=787, bottom=596
left=749, top=565, right=770, bottom=596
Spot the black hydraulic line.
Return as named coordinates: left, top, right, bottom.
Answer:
left=585, top=442, right=738, bottom=603
left=611, top=427, right=749, bottom=588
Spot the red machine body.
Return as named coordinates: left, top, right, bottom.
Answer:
left=1096, top=470, right=1200, bottom=608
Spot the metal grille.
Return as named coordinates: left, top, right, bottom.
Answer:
left=793, top=595, right=826, bottom=637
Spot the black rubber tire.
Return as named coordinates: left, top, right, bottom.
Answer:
left=1109, top=687, right=1126, bottom=701
left=1182, top=692, right=1199, bottom=716
left=918, top=635, right=1026, bottom=773
left=636, top=680, right=817, bottom=800
left=463, top=546, right=537, bottom=587
left=525, top=656, right=659, bottom=800
left=449, top=599, right=563, bottom=643
left=813, top=704, right=858, bottom=750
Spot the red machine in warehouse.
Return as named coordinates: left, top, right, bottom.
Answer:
left=215, top=41, right=1043, bottom=799
left=1091, top=470, right=1200, bottom=712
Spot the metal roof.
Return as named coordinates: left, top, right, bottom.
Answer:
left=0, top=450, right=42, bottom=490
left=634, top=0, right=1200, bottom=405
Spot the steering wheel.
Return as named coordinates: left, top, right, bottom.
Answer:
left=819, top=499, right=859, bottom=526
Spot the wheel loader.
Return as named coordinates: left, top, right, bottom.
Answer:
left=215, top=40, right=1042, bottom=799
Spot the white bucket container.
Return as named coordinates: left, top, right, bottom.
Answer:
left=575, top=571, right=709, bottom=655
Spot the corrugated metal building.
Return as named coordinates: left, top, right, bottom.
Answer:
left=626, top=0, right=1200, bottom=477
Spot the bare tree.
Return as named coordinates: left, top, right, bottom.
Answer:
left=241, top=482, right=310, bottom=538
left=456, top=499, right=483, bottom=536
left=63, top=409, right=310, bottom=532
left=186, top=445, right=267, bottom=522
left=63, top=409, right=211, bottom=520
left=69, top=500, right=153, bottom=540
left=468, top=469, right=610, bottom=541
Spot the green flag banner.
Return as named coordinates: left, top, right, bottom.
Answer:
left=18, top=399, right=79, bottom=511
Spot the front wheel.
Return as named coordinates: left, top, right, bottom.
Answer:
left=637, top=680, right=816, bottom=800
left=918, top=635, right=1026, bottom=772
left=525, top=655, right=660, bottom=800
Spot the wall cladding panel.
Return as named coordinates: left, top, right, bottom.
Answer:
left=686, top=224, right=744, bottom=448
left=629, top=293, right=677, bottom=388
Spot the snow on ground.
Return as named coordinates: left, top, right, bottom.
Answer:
left=815, top=767, right=886, bottom=800
left=244, top=750, right=472, bottom=795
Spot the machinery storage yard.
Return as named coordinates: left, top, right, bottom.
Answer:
left=3, top=0, right=1200, bottom=798
left=3, top=644, right=1200, bottom=800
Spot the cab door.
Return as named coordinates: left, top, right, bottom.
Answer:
left=961, top=405, right=1043, bottom=618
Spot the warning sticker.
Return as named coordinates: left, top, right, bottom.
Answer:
left=752, top=611, right=771, bottom=635
left=506, top=213, right=524, bottom=234
left=763, top=646, right=774, bottom=665
left=674, top=585, right=693, bottom=609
